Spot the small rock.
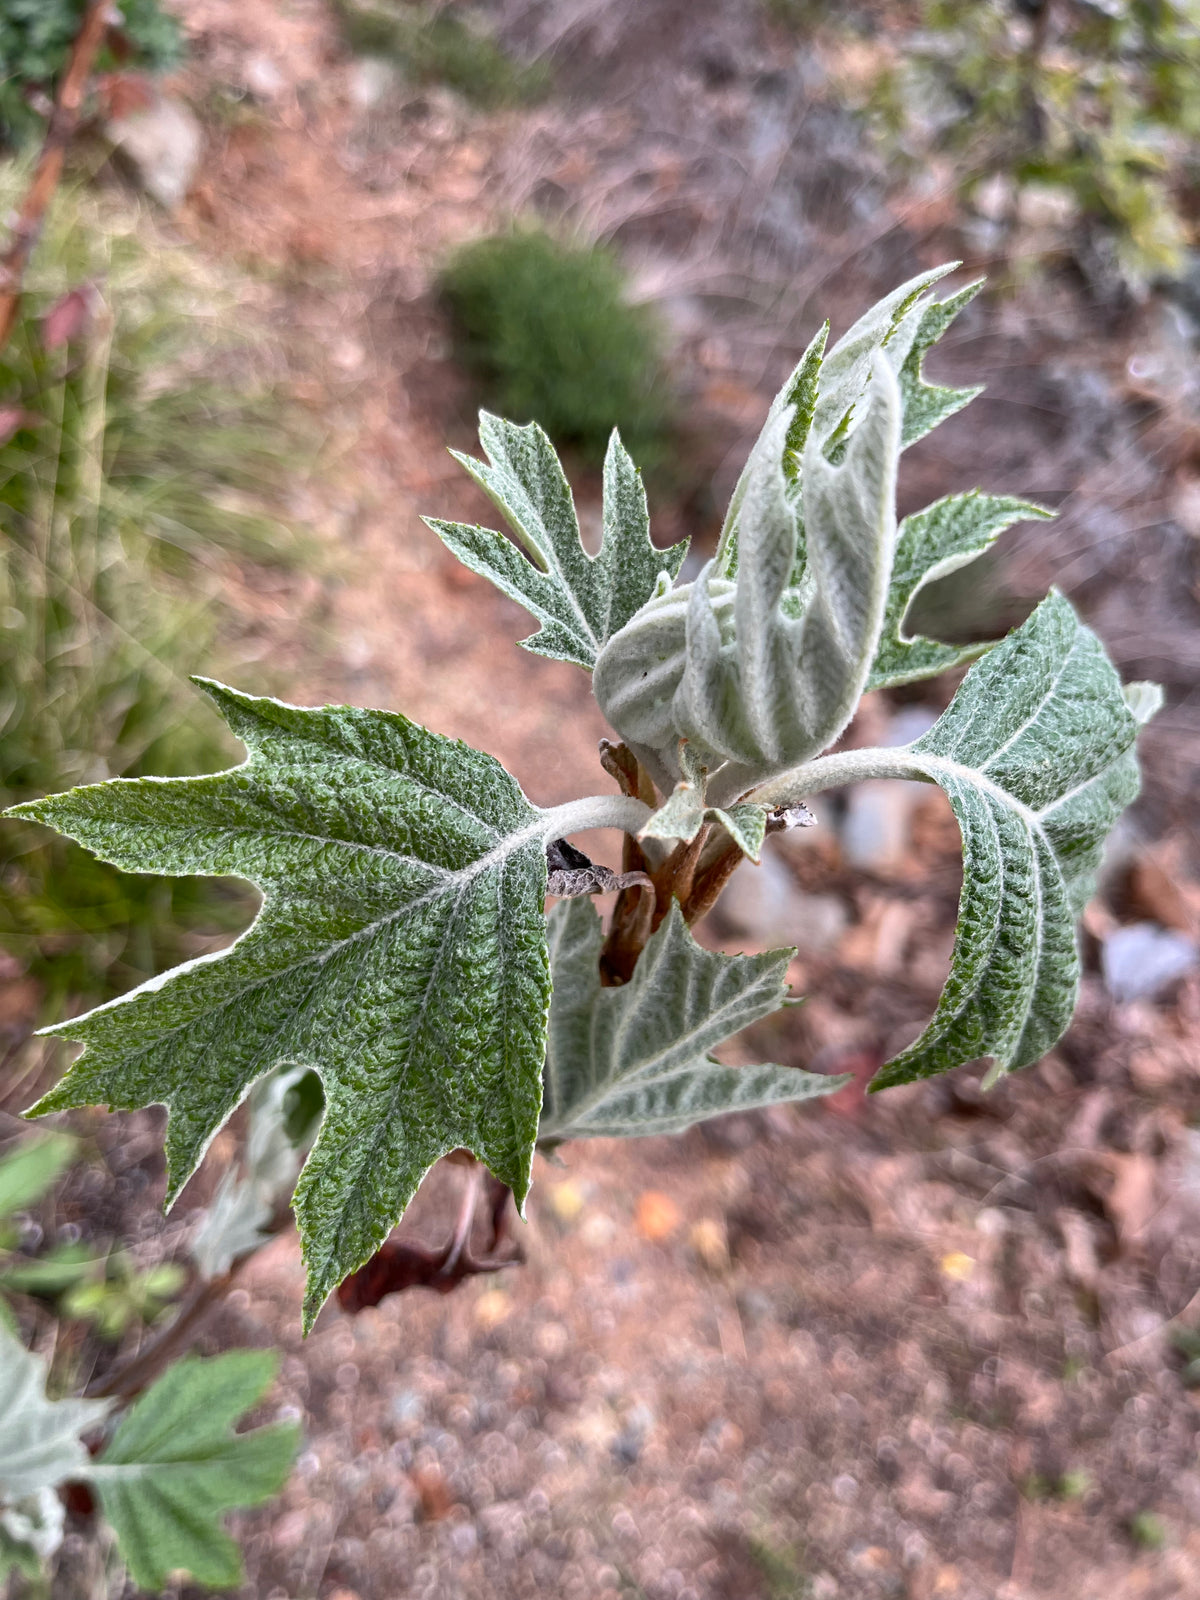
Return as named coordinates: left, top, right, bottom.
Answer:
left=272, top=1508, right=309, bottom=1550
left=1102, top=922, right=1197, bottom=1002
left=1017, top=182, right=1079, bottom=231
left=902, top=1530, right=929, bottom=1568
left=107, top=95, right=202, bottom=209
left=390, top=1388, right=423, bottom=1426
left=716, top=855, right=848, bottom=951
left=1173, top=473, right=1200, bottom=539
left=611, top=1507, right=640, bottom=1541
left=939, top=1251, right=975, bottom=1282
left=689, top=1217, right=730, bottom=1273
left=545, top=1180, right=586, bottom=1224
left=634, top=1190, right=681, bottom=1242
left=886, top=707, right=941, bottom=747
left=612, top=1402, right=655, bottom=1465
left=411, top=1464, right=455, bottom=1521
left=350, top=56, right=401, bottom=110
left=535, top=1321, right=569, bottom=1358
left=841, top=780, right=927, bottom=871
left=579, top=1211, right=616, bottom=1248
left=243, top=53, right=287, bottom=100
left=1127, top=303, right=1200, bottom=409
left=473, top=1288, right=511, bottom=1330
left=973, top=172, right=1015, bottom=222
left=448, top=1521, right=478, bottom=1557
left=840, top=707, right=938, bottom=871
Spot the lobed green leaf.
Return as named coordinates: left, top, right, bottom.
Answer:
left=0, top=1323, right=109, bottom=1500
left=0, top=1132, right=77, bottom=1220
left=427, top=415, right=687, bottom=670
left=868, top=491, right=1054, bottom=690
left=88, top=1349, right=298, bottom=1591
left=539, top=899, right=843, bottom=1144
left=11, top=682, right=552, bottom=1329
left=871, top=593, right=1145, bottom=1089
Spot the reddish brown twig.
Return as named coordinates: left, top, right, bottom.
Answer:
left=0, top=0, right=112, bottom=352
left=85, top=1190, right=295, bottom=1403
left=85, top=1269, right=235, bottom=1401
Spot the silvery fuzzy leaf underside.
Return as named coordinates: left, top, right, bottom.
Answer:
left=538, top=899, right=843, bottom=1144
left=593, top=356, right=901, bottom=802
left=426, top=414, right=688, bottom=670
left=867, top=594, right=1147, bottom=1089
left=867, top=491, right=1054, bottom=690
left=593, top=266, right=1002, bottom=797
left=0, top=1324, right=109, bottom=1501
left=716, top=262, right=977, bottom=580
left=190, top=1064, right=313, bottom=1280
left=11, top=682, right=552, bottom=1329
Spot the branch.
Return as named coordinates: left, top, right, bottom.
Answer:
left=0, top=0, right=112, bottom=352
left=85, top=1270, right=233, bottom=1402
left=86, top=1194, right=295, bottom=1403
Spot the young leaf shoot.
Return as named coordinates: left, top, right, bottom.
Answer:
left=8, top=267, right=1157, bottom=1328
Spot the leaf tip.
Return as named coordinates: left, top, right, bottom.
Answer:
left=3, top=798, right=39, bottom=821
left=1021, top=499, right=1057, bottom=522
left=188, top=675, right=248, bottom=721
left=299, top=1284, right=327, bottom=1338
left=508, top=1162, right=532, bottom=1221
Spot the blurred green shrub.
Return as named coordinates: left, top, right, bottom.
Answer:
left=0, top=177, right=306, bottom=1006
left=335, top=0, right=550, bottom=110
left=440, top=228, right=673, bottom=467
left=762, top=0, right=838, bottom=27
left=0, top=0, right=182, bottom=148
left=865, top=0, right=1200, bottom=289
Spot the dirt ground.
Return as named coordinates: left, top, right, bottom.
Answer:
left=13, top=1, right=1200, bottom=1596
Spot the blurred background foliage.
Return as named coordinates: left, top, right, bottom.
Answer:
left=856, top=0, right=1200, bottom=290
left=439, top=227, right=673, bottom=471
left=0, top=0, right=181, bottom=148
left=0, top=174, right=308, bottom=1009
left=333, top=0, right=550, bottom=110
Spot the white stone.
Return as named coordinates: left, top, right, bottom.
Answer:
left=244, top=54, right=287, bottom=101
left=350, top=57, right=401, bottom=110
left=1102, top=922, right=1197, bottom=1003
left=107, top=96, right=202, bottom=210
left=1017, top=182, right=1080, bottom=231
left=715, top=853, right=848, bottom=952
left=973, top=172, right=1015, bottom=223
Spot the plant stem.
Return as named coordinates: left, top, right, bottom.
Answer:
left=541, top=793, right=654, bottom=839
left=748, top=745, right=928, bottom=807
left=86, top=1196, right=295, bottom=1402
left=441, top=1160, right=484, bottom=1277
left=1020, top=0, right=1055, bottom=153
left=85, top=1271, right=233, bottom=1402
left=0, top=0, right=112, bottom=351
